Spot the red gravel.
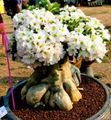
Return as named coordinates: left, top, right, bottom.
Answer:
left=13, top=77, right=106, bottom=120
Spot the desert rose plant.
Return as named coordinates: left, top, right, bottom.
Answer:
left=9, top=3, right=110, bottom=111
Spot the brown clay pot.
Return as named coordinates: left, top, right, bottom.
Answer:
left=80, top=60, right=95, bottom=77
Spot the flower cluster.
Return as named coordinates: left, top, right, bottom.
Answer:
left=10, top=8, right=70, bottom=65
left=9, top=6, right=110, bottom=65
left=57, top=6, right=110, bottom=61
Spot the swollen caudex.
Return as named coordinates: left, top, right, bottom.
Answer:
left=21, top=61, right=82, bottom=111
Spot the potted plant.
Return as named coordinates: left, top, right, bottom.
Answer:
left=1, top=1, right=111, bottom=119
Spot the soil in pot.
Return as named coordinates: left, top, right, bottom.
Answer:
left=11, top=76, right=106, bottom=120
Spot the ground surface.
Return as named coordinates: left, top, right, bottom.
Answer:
left=0, top=5, right=111, bottom=96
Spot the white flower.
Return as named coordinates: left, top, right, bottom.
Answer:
left=70, top=10, right=85, bottom=19
left=22, top=55, right=36, bottom=64
left=75, top=22, right=85, bottom=34
left=34, top=30, right=48, bottom=44
left=13, top=13, right=24, bottom=29
left=91, top=37, right=107, bottom=59
left=102, top=29, right=110, bottom=41
left=9, top=6, right=110, bottom=66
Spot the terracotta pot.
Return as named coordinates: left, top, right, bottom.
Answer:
left=0, top=75, right=111, bottom=120
left=80, top=60, right=95, bottom=77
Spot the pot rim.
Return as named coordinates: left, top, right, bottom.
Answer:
left=84, top=74, right=111, bottom=120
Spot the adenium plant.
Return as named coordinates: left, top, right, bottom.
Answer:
left=9, top=3, right=110, bottom=111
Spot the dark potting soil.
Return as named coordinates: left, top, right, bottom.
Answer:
left=13, top=77, right=106, bottom=120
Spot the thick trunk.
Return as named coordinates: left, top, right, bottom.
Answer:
left=21, top=59, right=82, bottom=111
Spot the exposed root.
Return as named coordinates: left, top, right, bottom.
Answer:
left=26, top=83, right=49, bottom=106
left=21, top=60, right=82, bottom=111
left=21, top=66, right=51, bottom=100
